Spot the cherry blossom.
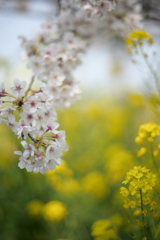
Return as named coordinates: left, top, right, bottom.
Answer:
left=0, top=0, right=143, bottom=174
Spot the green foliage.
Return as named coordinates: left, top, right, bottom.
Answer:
left=0, top=93, right=155, bottom=240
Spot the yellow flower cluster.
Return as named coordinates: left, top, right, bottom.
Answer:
left=135, top=122, right=160, bottom=157
left=120, top=166, right=157, bottom=212
left=105, top=144, right=135, bottom=183
left=26, top=200, right=67, bottom=222
left=26, top=200, right=43, bottom=219
left=91, top=215, right=122, bottom=240
left=46, top=160, right=80, bottom=194
left=42, top=201, right=67, bottom=222
left=125, top=30, right=153, bottom=54
left=121, top=166, right=156, bottom=195
left=138, top=122, right=160, bottom=138
left=82, top=172, right=109, bottom=199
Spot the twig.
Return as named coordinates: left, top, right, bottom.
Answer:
left=24, top=75, right=35, bottom=97
left=28, top=133, right=39, bottom=144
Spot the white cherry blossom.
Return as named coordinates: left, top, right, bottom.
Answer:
left=10, top=78, right=27, bottom=97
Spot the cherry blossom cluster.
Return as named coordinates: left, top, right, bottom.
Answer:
left=20, top=0, right=143, bottom=108
left=0, top=79, right=68, bottom=174
left=0, top=0, right=143, bottom=174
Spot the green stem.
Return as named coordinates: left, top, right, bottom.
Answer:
left=57, top=0, right=61, bottom=15
left=150, top=142, right=160, bottom=178
left=140, top=189, right=147, bottom=238
left=140, top=190, right=145, bottom=225
left=140, top=47, right=160, bottom=94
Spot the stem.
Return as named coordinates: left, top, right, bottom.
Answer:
left=140, top=189, right=147, bottom=238
left=57, top=0, right=61, bottom=15
left=28, top=133, right=39, bottom=144
left=140, top=47, right=160, bottom=94
left=150, top=142, right=160, bottom=178
left=144, top=57, right=160, bottom=93
left=25, top=75, right=35, bottom=97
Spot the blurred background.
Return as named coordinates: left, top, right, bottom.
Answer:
left=0, top=1, right=160, bottom=240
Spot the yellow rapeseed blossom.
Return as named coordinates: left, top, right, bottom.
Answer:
left=46, top=160, right=73, bottom=178
left=148, top=137, right=154, bottom=142
left=125, top=30, right=153, bottom=53
left=105, top=144, right=135, bottom=183
left=143, top=197, right=151, bottom=205
left=154, top=150, right=159, bottom=157
left=26, top=200, right=43, bottom=219
left=137, top=147, right=146, bottom=157
left=42, top=201, right=67, bottom=222
left=134, top=209, right=141, bottom=216
left=130, top=200, right=137, bottom=208
left=120, top=166, right=157, bottom=210
left=123, top=198, right=130, bottom=209
left=91, top=219, right=117, bottom=240
left=150, top=201, right=157, bottom=210
left=120, top=187, right=129, bottom=197
left=135, top=136, right=144, bottom=145
left=46, top=160, right=81, bottom=194
left=142, top=210, right=147, bottom=216
left=128, top=93, right=143, bottom=108
left=82, top=172, right=109, bottom=199
left=91, top=220, right=111, bottom=236
left=138, top=122, right=160, bottom=138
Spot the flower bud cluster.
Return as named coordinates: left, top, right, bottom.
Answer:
left=0, top=80, right=68, bottom=174
left=120, top=166, right=157, bottom=214
left=125, top=30, right=153, bottom=54
left=135, top=122, right=160, bottom=158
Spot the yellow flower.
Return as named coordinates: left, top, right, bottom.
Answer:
left=83, top=172, right=109, bottom=199
left=130, top=200, right=137, bottom=208
left=133, top=209, right=141, bottom=216
left=148, top=137, right=154, bottom=142
left=42, top=201, right=67, bottom=222
left=143, top=197, right=151, bottom=205
left=138, top=122, right=160, bottom=138
left=26, top=200, right=43, bottom=219
left=121, top=166, right=157, bottom=201
left=130, top=167, right=143, bottom=178
left=120, top=187, right=129, bottom=197
left=105, top=145, right=135, bottom=183
left=125, top=30, right=153, bottom=47
left=135, top=136, right=144, bottom=145
left=150, top=201, right=157, bottom=210
left=142, top=210, right=147, bottom=216
left=91, top=218, right=118, bottom=240
left=137, top=147, right=146, bottom=157
left=123, top=198, right=130, bottom=209
left=153, top=150, right=158, bottom=157
left=91, top=220, right=111, bottom=236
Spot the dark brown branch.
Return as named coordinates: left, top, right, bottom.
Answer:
left=28, top=133, right=39, bottom=144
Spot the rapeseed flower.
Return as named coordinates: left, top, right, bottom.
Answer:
left=26, top=200, right=43, bottom=219
left=138, top=122, right=160, bottom=138
left=42, top=201, right=67, bottom=222
left=91, top=214, right=122, bottom=240
left=120, top=166, right=157, bottom=210
left=137, top=147, right=146, bottom=157
left=83, top=172, right=109, bottom=199
left=125, top=30, right=153, bottom=54
left=91, top=219, right=117, bottom=240
left=150, top=201, right=157, bottom=210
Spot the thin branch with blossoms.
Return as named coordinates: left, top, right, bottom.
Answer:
left=0, top=0, right=143, bottom=174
